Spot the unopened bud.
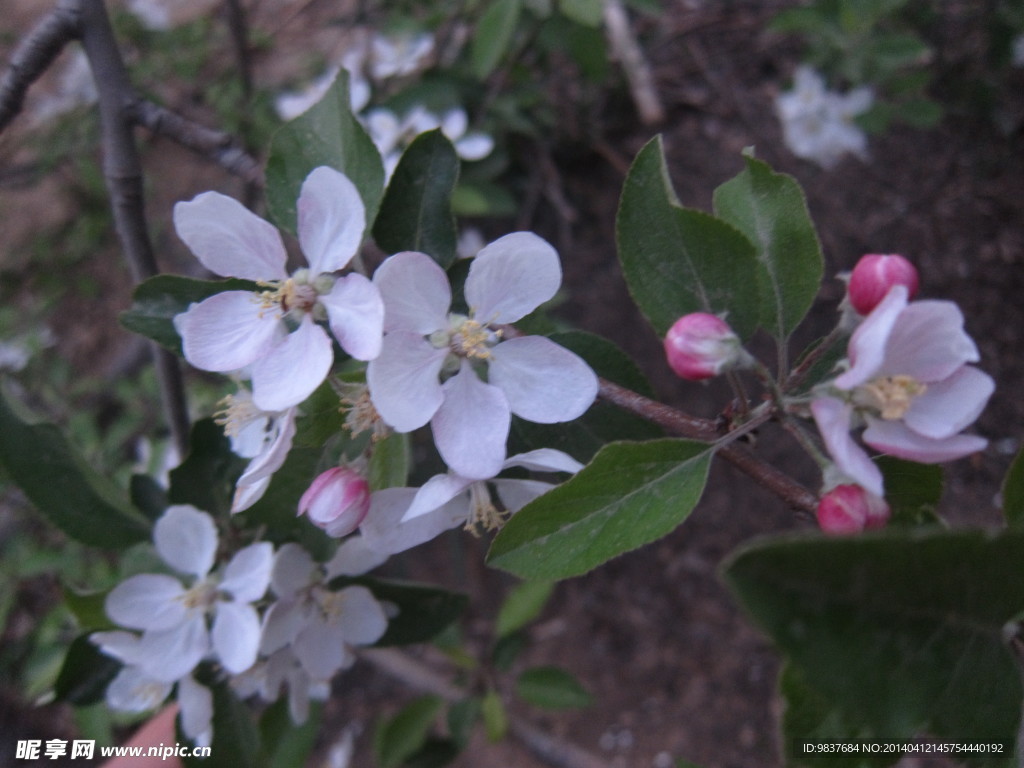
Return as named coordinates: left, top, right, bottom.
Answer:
left=664, top=313, right=744, bottom=381
left=298, top=467, right=370, bottom=537
left=816, top=484, right=890, bottom=535
left=847, top=254, right=919, bottom=315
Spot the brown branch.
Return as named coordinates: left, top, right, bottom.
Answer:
left=603, top=0, right=665, bottom=125
left=0, top=2, right=81, bottom=133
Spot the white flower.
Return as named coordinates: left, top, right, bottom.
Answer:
left=811, top=285, right=992, bottom=496
left=102, top=661, right=213, bottom=748
left=174, top=166, right=384, bottom=412
left=232, top=646, right=329, bottom=726
left=775, top=66, right=873, bottom=170
left=275, top=53, right=371, bottom=121
left=358, top=448, right=583, bottom=554
left=368, top=32, right=434, bottom=80
left=366, top=234, right=598, bottom=479
left=96, top=506, right=272, bottom=682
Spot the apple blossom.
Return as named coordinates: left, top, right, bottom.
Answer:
left=663, top=312, right=749, bottom=381
left=365, top=105, right=494, bottom=179
left=847, top=253, right=919, bottom=315
left=816, top=483, right=890, bottom=535
left=173, top=166, right=384, bottom=412
left=811, top=285, right=992, bottom=496
left=298, top=466, right=371, bottom=537
left=366, top=234, right=598, bottom=479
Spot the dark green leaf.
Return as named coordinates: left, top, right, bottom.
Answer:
left=373, top=130, right=459, bottom=268
left=1002, top=444, right=1024, bottom=526
left=260, top=698, right=322, bottom=768
left=369, top=431, right=410, bottom=492
left=471, top=0, right=522, bottom=79
left=893, top=98, right=943, bottom=129
left=130, top=473, right=169, bottom=521
left=724, top=529, right=1024, bottom=753
left=401, top=738, right=460, bottom=768
left=375, top=695, right=443, bottom=768
left=168, top=419, right=246, bottom=517
left=54, top=634, right=121, bottom=705
left=559, top=0, right=603, bottom=26
left=876, top=457, right=943, bottom=528
left=481, top=689, right=507, bottom=742
left=120, top=275, right=257, bottom=353
left=447, top=698, right=481, bottom=750
left=63, top=588, right=112, bottom=631
left=0, top=391, right=149, bottom=548
left=617, top=136, right=761, bottom=338
left=713, top=155, right=823, bottom=345
left=495, top=580, right=555, bottom=638
left=516, top=666, right=593, bottom=709
left=488, top=439, right=713, bottom=580
left=266, top=70, right=384, bottom=233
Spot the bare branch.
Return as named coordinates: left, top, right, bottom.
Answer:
left=0, top=3, right=81, bottom=133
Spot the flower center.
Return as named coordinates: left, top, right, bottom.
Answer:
left=314, top=586, right=348, bottom=623
left=855, top=375, right=927, bottom=420
left=464, top=482, right=508, bottom=536
left=256, top=270, right=334, bottom=319
left=442, top=314, right=501, bottom=360
left=180, top=579, right=219, bottom=612
left=339, top=384, right=388, bottom=441
left=215, top=393, right=264, bottom=437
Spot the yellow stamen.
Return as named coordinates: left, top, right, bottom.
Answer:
left=857, top=375, right=927, bottom=420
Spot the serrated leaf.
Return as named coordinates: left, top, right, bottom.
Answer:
left=617, top=136, right=760, bottom=338
left=724, top=529, right=1024, bottom=754
left=375, top=695, right=443, bottom=768
left=54, top=634, right=121, bottom=705
left=373, top=130, right=459, bottom=268
left=471, top=0, right=522, bottom=79
left=120, top=275, right=257, bottom=353
left=1002, top=444, right=1024, bottom=526
left=0, top=391, right=150, bottom=548
left=516, top=666, right=593, bottom=709
left=369, top=431, right=410, bottom=492
left=488, top=439, right=713, bottom=580
left=495, top=580, right=555, bottom=638
left=713, top=155, right=823, bottom=347
left=266, top=70, right=384, bottom=233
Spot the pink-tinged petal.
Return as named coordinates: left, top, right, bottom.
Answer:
left=212, top=601, right=261, bottom=674
left=294, top=619, right=351, bottom=680
left=297, top=166, right=366, bottom=274
left=321, top=273, right=384, bottom=361
left=359, top=488, right=468, bottom=555
left=877, top=300, right=980, bottom=383
left=811, top=397, right=884, bottom=497
left=106, top=574, right=186, bottom=631
left=863, top=417, right=988, bottom=463
left=373, top=251, right=451, bottom=334
left=137, top=616, right=210, bottom=683
left=432, top=363, right=510, bottom=480
left=177, top=292, right=283, bottom=373
left=489, top=336, right=598, bottom=423
left=904, top=366, right=994, bottom=440
left=220, top=542, right=273, bottom=603
left=232, top=475, right=271, bottom=514
left=835, top=285, right=907, bottom=390
left=259, top=599, right=307, bottom=655
left=403, top=472, right=474, bottom=522
left=324, top=536, right=390, bottom=578
left=334, top=586, right=388, bottom=645
left=177, top=674, right=213, bottom=748
left=155, top=505, right=217, bottom=578
left=105, top=667, right=172, bottom=712
left=232, top=409, right=297, bottom=513
left=174, top=192, right=288, bottom=280
left=504, top=448, right=583, bottom=474
left=366, top=332, right=447, bottom=432
left=270, top=543, right=317, bottom=598
left=465, top=232, right=561, bottom=323
left=493, top=478, right=554, bottom=514
left=251, top=316, right=333, bottom=411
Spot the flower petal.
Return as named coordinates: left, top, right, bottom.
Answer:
left=455, top=133, right=494, bottom=162
left=321, top=273, right=384, bottom=361
left=297, top=166, right=366, bottom=274
left=294, top=618, right=351, bottom=680
left=259, top=599, right=307, bottom=655
left=431, top=363, right=510, bottom=480
left=105, top=667, right=172, bottom=713
left=155, top=505, right=218, bottom=578
left=232, top=409, right=297, bottom=513
left=174, top=192, right=288, bottom=280
left=465, top=232, right=561, bottom=323
left=835, top=285, right=907, bottom=390
left=220, top=542, right=274, bottom=603
left=877, top=300, right=980, bottom=383
left=493, top=478, right=554, bottom=513
left=177, top=292, right=284, bottom=373
left=251, top=316, right=333, bottom=411
left=359, top=488, right=468, bottom=555
left=324, top=536, right=390, bottom=578
left=232, top=476, right=272, bottom=515
left=178, top=674, right=214, bottom=748
left=137, top=616, right=210, bottom=683
left=373, top=251, right=452, bottom=334
left=904, top=366, right=994, bottom=440
left=212, top=600, right=261, bottom=674
left=334, top=586, right=388, bottom=645
left=863, top=417, right=988, bottom=463
left=811, top=397, right=884, bottom=497
left=106, top=574, right=187, bottom=631
left=489, top=336, right=598, bottom=423
left=504, top=448, right=584, bottom=474
left=366, top=332, right=447, bottom=432
left=403, top=472, right=474, bottom=522
left=271, top=542, right=317, bottom=597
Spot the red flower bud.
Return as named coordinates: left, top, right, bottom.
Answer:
left=298, top=467, right=370, bottom=538
left=847, top=253, right=919, bottom=315
left=816, top=484, right=890, bottom=535
left=664, top=313, right=743, bottom=381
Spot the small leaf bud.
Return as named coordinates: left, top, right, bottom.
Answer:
left=663, top=313, right=745, bottom=381
left=816, top=484, right=890, bottom=535
left=298, top=467, right=371, bottom=538
left=847, top=253, right=919, bottom=315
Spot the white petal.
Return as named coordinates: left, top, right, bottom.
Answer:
left=137, top=616, right=210, bottom=683
left=334, top=586, right=388, bottom=645
left=321, top=273, right=384, bottom=361
left=493, top=478, right=554, bottom=513
left=251, top=316, right=333, bottom=411
left=297, top=166, right=366, bottom=275
left=373, top=251, right=452, bottom=334
left=324, top=536, right=390, bottom=578
left=177, top=292, right=283, bottom=373
left=232, top=409, right=298, bottom=513
left=440, top=108, right=468, bottom=140
left=155, top=505, right=218, bottom=578
left=904, top=366, right=994, bottom=440
left=489, top=336, right=598, bottom=423
left=403, top=472, right=474, bottom=522
left=271, top=542, right=317, bottom=597
left=431, top=363, right=510, bottom=480
left=835, top=285, right=907, bottom=390
left=293, top=619, right=350, bottom=680
left=455, top=133, right=494, bottom=162
left=178, top=675, right=214, bottom=748
left=359, top=488, right=467, bottom=554
left=92, top=630, right=147, bottom=666
left=811, top=397, right=884, bottom=497
left=877, top=300, right=980, bottom=383
left=220, top=542, right=274, bottom=603
left=106, top=574, right=187, bottom=631
left=232, top=476, right=272, bottom=514
left=504, top=448, right=583, bottom=474
left=366, top=332, right=447, bottom=432
left=174, top=192, right=288, bottom=280
left=863, top=418, right=988, bottom=464
left=465, top=232, right=561, bottom=324
left=259, top=599, right=307, bottom=655
left=213, top=601, right=261, bottom=674
left=106, top=667, right=172, bottom=713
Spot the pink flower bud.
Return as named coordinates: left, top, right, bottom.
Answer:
left=663, top=313, right=743, bottom=381
left=298, top=467, right=370, bottom=538
left=847, top=253, right=919, bottom=315
left=816, top=484, right=890, bottom=535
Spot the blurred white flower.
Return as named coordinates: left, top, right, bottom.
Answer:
left=30, top=51, right=96, bottom=125
left=368, top=32, right=434, bottom=79
left=364, top=105, right=494, bottom=179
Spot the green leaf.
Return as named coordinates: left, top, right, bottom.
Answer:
left=266, top=70, right=385, bottom=233
left=63, top=588, right=112, bottom=631
left=495, top=580, right=555, bottom=638
left=184, top=678, right=261, bottom=768
left=558, top=0, right=603, bottom=26
left=168, top=419, right=246, bottom=517
left=447, top=698, right=481, bottom=750
left=488, top=439, right=713, bottom=580
left=713, top=155, right=823, bottom=346
left=130, top=473, right=170, bottom=521
left=875, top=457, right=943, bottom=528
left=617, top=136, right=761, bottom=338
left=471, top=0, right=522, bottom=79
left=0, top=391, right=150, bottom=548
left=260, top=698, right=322, bottom=768
left=892, top=98, right=943, bottom=129
left=724, top=529, right=1024, bottom=752
left=481, top=689, right=507, bottom=742
left=120, top=275, right=257, bottom=353
left=516, top=666, right=593, bottom=709
left=402, top=738, right=460, bottom=768
left=369, top=429, right=410, bottom=492
left=372, top=130, right=459, bottom=268
left=375, top=695, right=443, bottom=768
left=1002, top=443, right=1024, bottom=526
left=54, top=634, right=121, bottom=706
